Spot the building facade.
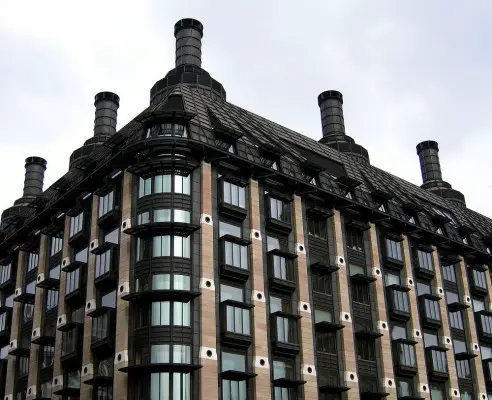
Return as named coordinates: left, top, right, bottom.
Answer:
left=0, top=18, right=492, bottom=400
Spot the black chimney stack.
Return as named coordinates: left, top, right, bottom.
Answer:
left=416, top=140, right=466, bottom=207
left=22, top=157, right=47, bottom=198
left=317, top=90, right=370, bottom=164
left=175, top=18, right=203, bottom=68
left=93, top=91, right=120, bottom=137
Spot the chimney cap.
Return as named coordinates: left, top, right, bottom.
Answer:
left=174, top=18, right=204, bottom=37
left=94, top=91, right=120, bottom=106
left=416, top=140, right=439, bottom=153
left=318, top=90, right=343, bottom=107
left=25, top=156, right=47, bottom=169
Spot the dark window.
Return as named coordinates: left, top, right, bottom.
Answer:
left=449, top=311, right=463, bottom=330
left=394, top=342, right=416, bottom=368
left=222, top=181, right=246, bottom=209
left=96, top=249, right=113, bottom=278
left=74, top=247, right=88, bottom=263
left=66, top=269, right=80, bottom=294
left=312, top=273, right=332, bottom=295
left=23, top=303, right=34, bottom=322
left=445, top=291, right=459, bottom=305
left=357, top=339, right=375, bottom=361
left=424, top=299, right=441, bottom=320
left=146, top=123, right=188, bottom=138
left=50, top=235, right=63, bottom=256
left=41, top=345, right=55, bottom=369
left=442, top=264, right=457, bottom=282
left=317, top=331, right=337, bottom=354
left=26, top=253, right=38, bottom=271
left=95, top=386, right=113, bottom=400
left=456, top=359, right=471, bottom=379
left=473, top=298, right=485, bottom=312
left=49, top=264, right=61, bottom=280
left=430, top=349, right=447, bottom=373
left=224, top=303, right=250, bottom=336
left=351, top=281, right=369, bottom=303
left=272, top=254, right=289, bottom=280
left=0, top=263, right=10, bottom=283
left=0, top=313, right=6, bottom=331
left=270, top=296, right=291, bottom=314
left=269, top=197, right=290, bottom=223
left=416, top=249, right=434, bottom=271
left=346, top=229, right=364, bottom=252
left=391, top=325, right=407, bottom=340
left=385, top=238, right=402, bottom=261
left=307, top=216, right=327, bottom=239
left=98, top=191, right=114, bottom=217
left=416, top=281, right=431, bottom=295
left=69, top=212, right=84, bottom=237
left=423, top=332, right=438, bottom=348
left=481, top=314, right=492, bottom=334
left=45, top=290, right=59, bottom=310
left=18, top=356, right=29, bottom=376
left=104, top=228, right=119, bottom=244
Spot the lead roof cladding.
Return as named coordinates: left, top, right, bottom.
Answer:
left=2, top=83, right=492, bottom=252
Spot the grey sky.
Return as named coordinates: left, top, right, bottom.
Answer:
left=0, top=1, right=490, bottom=217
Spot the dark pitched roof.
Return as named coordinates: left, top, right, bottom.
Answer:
left=1, top=84, right=491, bottom=255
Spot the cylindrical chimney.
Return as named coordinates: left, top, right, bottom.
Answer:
left=23, top=157, right=47, bottom=198
left=94, top=91, right=120, bottom=136
left=318, top=90, right=346, bottom=141
left=174, top=18, right=203, bottom=68
left=416, top=140, right=443, bottom=185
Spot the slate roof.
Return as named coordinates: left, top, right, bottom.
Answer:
left=1, top=83, right=491, bottom=256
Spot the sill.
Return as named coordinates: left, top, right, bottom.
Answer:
left=87, top=306, right=115, bottom=318
left=265, top=217, right=292, bottom=235
left=271, top=340, right=300, bottom=356
left=65, top=288, right=85, bottom=306
left=60, top=349, right=80, bottom=366
left=221, top=331, right=253, bottom=348
left=360, top=391, right=390, bottom=400
left=273, top=378, right=306, bottom=388
left=52, top=387, right=80, bottom=397
left=14, top=292, right=35, bottom=304
left=388, top=309, right=411, bottom=322
left=219, top=234, right=251, bottom=246
left=310, top=261, right=339, bottom=274
left=394, top=364, right=418, bottom=377
left=36, top=277, right=59, bottom=289
left=382, top=256, right=404, bottom=270
left=83, top=376, right=114, bottom=386
left=267, top=248, right=298, bottom=260
left=315, top=321, right=345, bottom=333
left=218, top=202, right=248, bottom=221
left=319, top=383, right=350, bottom=393
left=350, top=273, right=377, bottom=284
left=471, top=285, right=488, bottom=297
left=414, top=266, right=435, bottom=280
left=91, top=336, right=114, bottom=354
left=90, top=242, right=117, bottom=255
left=220, top=264, right=250, bottom=282
left=220, top=370, right=257, bottom=381
left=0, top=278, right=15, bottom=291
left=57, top=321, right=83, bottom=332
left=8, top=346, right=30, bottom=357
left=268, top=277, right=297, bottom=293
left=454, top=352, right=478, bottom=361
left=428, top=370, right=449, bottom=382
left=62, top=261, right=87, bottom=273
left=355, top=330, right=383, bottom=339
left=32, top=335, right=56, bottom=346
left=447, top=302, right=470, bottom=312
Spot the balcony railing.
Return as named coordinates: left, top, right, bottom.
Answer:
left=220, top=300, right=253, bottom=347
left=386, top=285, right=410, bottom=321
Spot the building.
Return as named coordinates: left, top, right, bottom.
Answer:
left=0, top=17, right=491, bottom=400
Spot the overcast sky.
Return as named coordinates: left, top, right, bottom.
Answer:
left=0, top=1, right=490, bottom=218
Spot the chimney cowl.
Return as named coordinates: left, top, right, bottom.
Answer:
left=174, top=18, right=203, bottom=68
left=94, top=91, right=120, bottom=107
left=93, top=91, right=119, bottom=137
left=22, top=156, right=47, bottom=198
left=174, top=18, right=204, bottom=37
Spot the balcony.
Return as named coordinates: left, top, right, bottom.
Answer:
left=61, top=325, right=82, bottom=366
left=53, top=371, right=81, bottom=397
left=65, top=269, right=86, bottom=306
left=220, top=300, right=253, bottom=348
left=270, top=312, right=301, bottom=355
left=89, top=308, right=115, bottom=355
left=218, top=200, right=247, bottom=222
left=219, top=236, right=251, bottom=282
left=318, top=368, right=349, bottom=394
left=425, top=347, right=449, bottom=381
left=476, top=311, right=492, bottom=343
left=0, top=309, right=12, bottom=346
left=419, top=294, right=442, bottom=329
left=32, top=316, right=57, bottom=346
left=94, top=248, right=118, bottom=290
left=8, top=335, right=31, bottom=356
left=123, top=220, right=200, bottom=238
left=83, top=358, right=114, bottom=387
left=469, top=266, right=488, bottom=297
left=14, top=283, right=36, bottom=304
left=36, top=266, right=60, bottom=289
left=392, top=339, right=417, bottom=376
left=386, top=285, right=411, bottom=322
left=267, top=250, right=297, bottom=293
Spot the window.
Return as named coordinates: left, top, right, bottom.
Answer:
left=69, top=212, right=84, bottom=237
left=273, top=360, right=294, bottom=400
left=472, top=268, right=487, bottom=289
left=139, top=173, right=191, bottom=197
left=219, top=221, right=241, bottom=238
left=151, top=302, right=190, bottom=326
left=396, top=379, right=414, bottom=398
left=317, top=331, right=337, bottom=354
left=385, top=272, right=401, bottom=286
left=96, top=249, right=112, bottom=278
left=307, top=216, right=326, bottom=239
left=416, top=281, right=431, bottom=295
left=431, top=207, right=457, bottom=226
left=45, top=290, right=59, bottom=310
left=41, top=345, right=55, bottom=368
left=351, top=281, right=369, bottom=303
left=346, top=229, right=364, bottom=252
left=391, top=325, right=407, bottom=340
left=446, top=291, right=459, bottom=305
left=27, top=252, right=38, bottom=271
left=151, top=344, right=191, bottom=364
left=449, top=311, right=464, bottom=330
left=74, top=247, right=88, bottom=263
left=98, top=191, right=114, bottom=217
left=481, top=314, right=492, bottom=335
left=473, top=298, right=485, bottom=312
left=454, top=340, right=467, bottom=354
left=267, top=235, right=281, bottom=252
left=49, top=264, right=61, bottom=280
left=481, top=346, right=492, bottom=360
left=50, top=235, right=63, bottom=256
left=442, top=264, right=457, bottom=282
left=270, top=296, right=291, bottom=314
left=23, top=303, right=34, bottom=322
left=104, top=228, right=119, bottom=245
left=223, top=240, right=248, bottom=270
left=456, top=359, right=471, bottom=379
left=385, top=238, right=403, bottom=261
left=222, top=352, right=246, bottom=372
left=272, top=254, right=288, bottom=281
left=66, top=268, right=80, bottom=294
left=138, top=211, right=150, bottom=224
left=18, top=356, right=29, bottom=376
left=224, top=302, right=250, bottom=336
left=311, top=273, right=332, bottom=295
left=92, top=312, right=111, bottom=342
left=222, top=180, right=246, bottom=209
left=150, top=372, right=191, bottom=400
left=221, top=284, right=243, bottom=302
left=146, top=123, right=188, bottom=138
left=269, top=197, right=290, bottom=222
left=357, top=339, right=375, bottom=361
left=423, top=298, right=441, bottom=321
left=0, top=263, right=11, bottom=283
left=222, top=352, right=247, bottom=400
left=149, top=235, right=190, bottom=259
left=314, top=309, right=332, bottom=324
left=0, top=312, right=6, bottom=331
left=424, top=332, right=438, bottom=348
left=25, top=280, right=36, bottom=294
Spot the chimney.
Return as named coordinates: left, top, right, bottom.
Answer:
left=23, top=157, right=47, bottom=198
left=94, top=91, right=120, bottom=137
left=318, top=90, right=346, bottom=142
left=416, top=140, right=466, bottom=207
left=174, top=18, right=203, bottom=68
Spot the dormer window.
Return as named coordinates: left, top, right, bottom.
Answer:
left=345, top=191, right=353, bottom=200
left=378, top=203, right=386, bottom=212
left=408, top=216, right=416, bottom=224
left=271, top=162, right=279, bottom=171
left=309, top=177, right=317, bottom=186
left=227, top=144, right=235, bottom=154
left=436, top=227, right=443, bottom=235
left=462, top=237, right=469, bottom=245
left=431, top=206, right=457, bottom=226
left=487, top=248, right=491, bottom=255
left=146, top=123, right=188, bottom=138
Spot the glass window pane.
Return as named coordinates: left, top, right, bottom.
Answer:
left=220, top=284, right=243, bottom=302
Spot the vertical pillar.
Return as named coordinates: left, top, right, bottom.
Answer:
left=432, top=248, right=460, bottom=397
left=368, top=224, right=396, bottom=399
left=332, top=210, right=359, bottom=399
left=52, top=216, right=71, bottom=400
left=5, top=251, right=26, bottom=397
left=199, top=162, right=219, bottom=398
left=457, top=260, right=487, bottom=397
left=292, top=196, right=317, bottom=398
left=113, top=172, right=132, bottom=399
left=27, top=235, right=49, bottom=393
left=80, top=195, right=100, bottom=399
left=402, top=235, right=430, bottom=399
left=249, top=179, right=272, bottom=400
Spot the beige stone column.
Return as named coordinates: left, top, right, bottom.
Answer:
left=52, top=216, right=71, bottom=399
left=113, top=172, right=132, bottom=399
left=456, top=259, right=487, bottom=396
left=332, top=210, right=359, bottom=399
left=432, top=247, right=460, bottom=397
left=402, top=235, right=430, bottom=399
left=292, top=195, right=317, bottom=398
left=249, top=179, right=272, bottom=400
left=368, top=224, right=396, bottom=399
left=198, top=162, right=219, bottom=398
left=5, top=250, right=26, bottom=396
left=27, top=235, right=49, bottom=392
left=80, top=195, right=100, bottom=399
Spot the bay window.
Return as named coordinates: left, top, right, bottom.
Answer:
left=138, top=173, right=191, bottom=198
